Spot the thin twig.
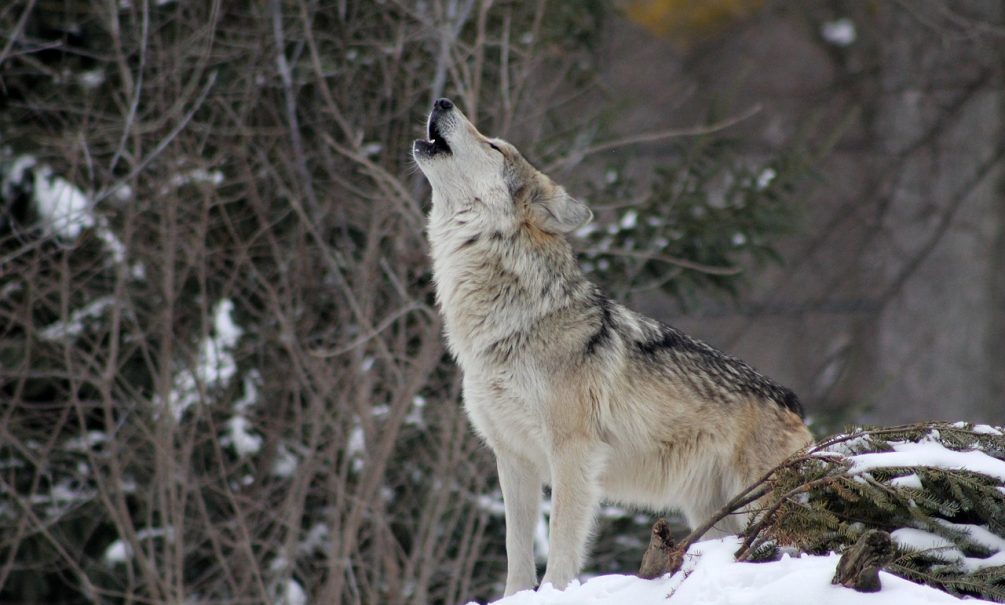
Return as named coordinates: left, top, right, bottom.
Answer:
left=667, top=450, right=809, bottom=567
left=0, top=0, right=38, bottom=68
left=546, top=104, right=762, bottom=172
left=309, top=302, right=433, bottom=357
left=603, top=247, right=743, bottom=276
left=271, top=0, right=322, bottom=220
left=733, top=475, right=842, bottom=561
left=93, top=71, right=219, bottom=205
left=108, top=0, right=149, bottom=173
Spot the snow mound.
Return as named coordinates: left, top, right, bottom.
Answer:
left=848, top=441, right=1005, bottom=481
left=479, top=537, right=993, bottom=605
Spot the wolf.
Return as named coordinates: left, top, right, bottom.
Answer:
left=413, top=98, right=813, bottom=595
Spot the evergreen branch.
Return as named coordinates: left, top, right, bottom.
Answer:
left=730, top=421, right=1005, bottom=600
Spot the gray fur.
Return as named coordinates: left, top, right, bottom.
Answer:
left=413, top=99, right=813, bottom=596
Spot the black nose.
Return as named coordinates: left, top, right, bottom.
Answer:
left=434, top=98, right=453, bottom=112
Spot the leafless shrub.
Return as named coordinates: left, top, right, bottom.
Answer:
left=0, top=2, right=615, bottom=603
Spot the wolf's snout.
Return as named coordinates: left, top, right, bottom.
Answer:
left=413, top=98, right=456, bottom=161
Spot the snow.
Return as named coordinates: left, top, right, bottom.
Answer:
left=223, top=416, right=263, bottom=457
left=821, top=18, right=856, bottom=47
left=38, top=296, right=116, bottom=341
left=962, top=549, right=1005, bottom=572
left=937, top=520, right=1005, bottom=554
left=33, top=165, right=94, bottom=238
left=232, top=371, right=260, bottom=413
left=888, top=473, right=922, bottom=489
left=481, top=439, right=1005, bottom=605
left=755, top=167, right=776, bottom=190
left=94, top=220, right=128, bottom=264
left=37, top=482, right=91, bottom=504
left=159, top=299, right=244, bottom=421
left=934, top=520, right=1005, bottom=571
left=3, top=156, right=138, bottom=273
left=619, top=210, right=637, bottom=230
left=2, top=154, right=37, bottom=195
left=480, top=537, right=995, bottom=605
left=26, top=478, right=94, bottom=518
left=347, top=425, right=365, bottom=472
left=972, top=424, right=1003, bottom=436
left=299, top=523, right=331, bottom=555
left=104, top=540, right=131, bottom=564
left=277, top=579, right=306, bottom=605
left=534, top=509, right=549, bottom=562
left=575, top=223, right=599, bottom=239
left=406, top=395, right=426, bottom=426
left=942, top=422, right=1003, bottom=437
left=200, top=299, right=242, bottom=384
left=848, top=441, right=1005, bottom=481
left=272, top=445, right=298, bottom=477
left=63, top=430, right=108, bottom=452
left=103, top=527, right=174, bottom=566
left=890, top=528, right=962, bottom=562
left=222, top=371, right=263, bottom=457
left=165, top=167, right=224, bottom=191
left=823, top=433, right=869, bottom=455
left=893, top=525, right=1005, bottom=572
left=212, top=299, right=243, bottom=350
left=78, top=68, right=105, bottom=89
left=477, top=493, right=506, bottom=516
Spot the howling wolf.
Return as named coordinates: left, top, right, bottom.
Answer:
left=413, top=98, right=812, bottom=595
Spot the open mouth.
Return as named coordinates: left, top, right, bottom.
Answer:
left=427, top=118, right=451, bottom=154
left=414, top=114, right=452, bottom=158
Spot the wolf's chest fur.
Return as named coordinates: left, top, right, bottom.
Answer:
left=429, top=207, right=595, bottom=377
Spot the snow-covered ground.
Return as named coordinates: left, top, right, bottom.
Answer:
left=477, top=427, right=1005, bottom=605
left=480, top=536, right=993, bottom=605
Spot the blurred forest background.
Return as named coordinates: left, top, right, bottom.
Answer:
left=0, top=0, right=1002, bottom=603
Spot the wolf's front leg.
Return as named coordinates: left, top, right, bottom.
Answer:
left=497, top=453, right=542, bottom=596
left=540, top=440, right=605, bottom=590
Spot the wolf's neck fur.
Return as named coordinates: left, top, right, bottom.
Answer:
left=428, top=199, right=590, bottom=368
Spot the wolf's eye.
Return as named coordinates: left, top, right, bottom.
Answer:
left=488, top=142, right=502, bottom=153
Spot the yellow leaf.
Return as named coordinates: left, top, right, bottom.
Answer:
left=622, top=0, right=764, bottom=41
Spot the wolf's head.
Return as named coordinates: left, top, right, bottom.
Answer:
left=413, top=98, right=592, bottom=235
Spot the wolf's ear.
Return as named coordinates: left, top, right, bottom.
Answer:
left=529, top=187, right=593, bottom=234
